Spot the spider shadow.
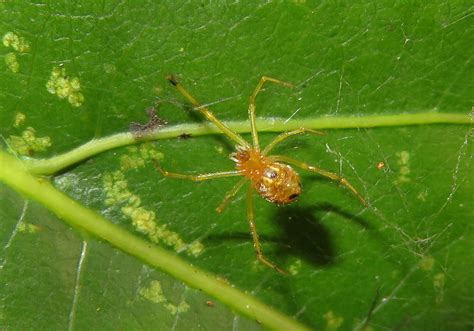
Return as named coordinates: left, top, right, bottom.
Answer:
left=274, top=203, right=373, bottom=267
left=204, top=202, right=371, bottom=269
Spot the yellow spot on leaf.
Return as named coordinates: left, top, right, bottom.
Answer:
left=289, top=259, right=302, bottom=275
left=18, top=222, right=41, bottom=234
left=153, top=85, right=163, bottom=95
left=67, top=92, right=84, bottom=107
left=122, top=206, right=156, bottom=233
left=188, top=241, right=204, bottom=256
left=417, top=189, right=428, bottom=202
left=103, top=63, right=116, bottom=74
left=103, top=171, right=133, bottom=205
left=433, top=273, right=445, bottom=288
left=214, top=146, right=225, bottom=154
left=7, top=127, right=52, bottom=155
left=2, top=32, right=30, bottom=53
left=139, top=280, right=190, bottom=315
left=4, top=52, right=19, bottom=72
left=323, top=311, right=344, bottom=330
left=419, top=256, right=435, bottom=271
left=13, top=112, right=26, bottom=128
left=46, top=66, right=84, bottom=107
left=103, top=169, right=203, bottom=257
left=139, top=280, right=166, bottom=303
left=120, top=144, right=163, bottom=171
left=395, top=150, right=411, bottom=183
left=399, top=150, right=409, bottom=164
left=433, top=273, right=445, bottom=304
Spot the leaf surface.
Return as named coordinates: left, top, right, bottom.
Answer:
left=1, top=2, right=472, bottom=330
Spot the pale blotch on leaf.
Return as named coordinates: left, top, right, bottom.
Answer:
left=188, top=241, right=204, bottom=257
left=433, top=273, right=445, bottom=289
left=122, top=206, right=157, bottom=234
left=214, top=145, right=225, bottom=155
left=4, top=53, right=19, bottom=73
left=395, top=150, right=410, bottom=183
left=148, top=221, right=187, bottom=253
left=419, top=256, right=435, bottom=271
left=153, top=85, right=163, bottom=95
left=417, top=189, right=428, bottom=202
left=323, top=311, right=344, bottom=330
left=139, top=280, right=166, bottom=303
left=46, top=66, right=84, bottom=107
left=103, top=171, right=133, bottom=205
left=2, top=32, right=30, bottom=53
left=288, top=259, right=302, bottom=275
left=13, top=112, right=26, bottom=128
left=103, top=63, right=116, bottom=74
left=128, top=194, right=142, bottom=208
left=103, top=170, right=204, bottom=257
left=433, top=273, right=445, bottom=304
left=7, top=127, right=52, bottom=155
left=120, top=144, right=164, bottom=171
left=18, top=222, right=41, bottom=234
left=67, top=92, right=84, bottom=107
left=139, top=280, right=190, bottom=315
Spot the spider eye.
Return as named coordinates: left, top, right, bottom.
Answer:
left=264, top=168, right=278, bottom=179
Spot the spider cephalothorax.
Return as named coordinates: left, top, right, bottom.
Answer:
left=231, top=146, right=301, bottom=205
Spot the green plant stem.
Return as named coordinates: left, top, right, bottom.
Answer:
left=0, top=150, right=311, bottom=331
left=24, top=112, right=471, bottom=175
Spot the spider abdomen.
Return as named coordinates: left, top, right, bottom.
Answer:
left=253, top=162, right=301, bottom=204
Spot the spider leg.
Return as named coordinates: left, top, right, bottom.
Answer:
left=216, top=178, right=247, bottom=213
left=166, top=75, right=250, bottom=148
left=262, top=128, right=325, bottom=155
left=153, top=159, right=242, bottom=182
left=247, top=185, right=288, bottom=275
left=248, top=76, right=294, bottom=151
left=270, top=155, right=368, bottom=206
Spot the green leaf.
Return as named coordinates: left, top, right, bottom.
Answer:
left=1, top=2, right=472, bottom=330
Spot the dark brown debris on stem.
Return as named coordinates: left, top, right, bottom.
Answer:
left=130, top=107, right=168, bottom=138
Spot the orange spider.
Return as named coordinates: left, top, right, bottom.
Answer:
left=154, top=75, right=367, bottom=274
